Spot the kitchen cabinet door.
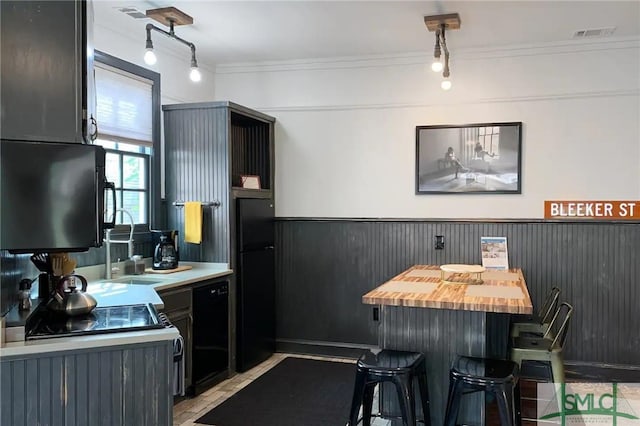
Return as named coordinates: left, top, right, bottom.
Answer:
left=0, top=0, right=91, bottom=143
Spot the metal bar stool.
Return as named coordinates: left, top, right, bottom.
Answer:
left=510, top=287, right=561, bottom=338
left=444, top=356, right=521, bottom=426
left=348, top=350, right=431, bottom=426
left=510, top=302, right=574, bottom=384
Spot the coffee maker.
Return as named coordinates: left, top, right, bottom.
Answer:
left=151, top=230, right=179, bottom=270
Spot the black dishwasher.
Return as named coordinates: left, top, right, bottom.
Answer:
left=192, top=280, right=229, bottom=394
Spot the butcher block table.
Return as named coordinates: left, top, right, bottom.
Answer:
left=362, top=265, right=533, bottom=426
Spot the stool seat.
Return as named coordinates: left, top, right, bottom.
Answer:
left=349, top=349, right=431, bottom=426
left=445, top=356, right=521, bottom=426
left=358, top=350, right=425, bottom=373
left=451, top=355, right=519, bottom=384
left=512, top=336, right=557, bottom=352
left=510, top=287, right=561, bottom=339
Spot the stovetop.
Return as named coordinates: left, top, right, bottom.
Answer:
left=26, top=303, right=165, bottom=340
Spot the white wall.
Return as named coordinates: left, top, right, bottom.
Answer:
left=214, top=39, right=640, bottom=218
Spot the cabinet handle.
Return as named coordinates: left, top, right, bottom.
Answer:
left=187, top=313, right=193, bottom=346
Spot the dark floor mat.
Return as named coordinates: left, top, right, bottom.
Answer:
left=196, top=357, right=356, bottom=426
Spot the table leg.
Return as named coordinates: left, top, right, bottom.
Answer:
left=379, top=306, right=510, bottom=426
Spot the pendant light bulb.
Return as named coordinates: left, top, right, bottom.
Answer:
left=144, top=48, right=157, bottom=66
left=189, top=66, right=201, bottom=82
left=432, top=29, right=442, bottom=72
left=189, top=51, right=201, bottom=82
left=441, top=78, right=452, bottom=91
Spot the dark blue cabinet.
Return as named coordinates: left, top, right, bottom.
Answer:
left=0, top=1, right=93, bottom=143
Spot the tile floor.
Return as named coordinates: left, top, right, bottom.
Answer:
left=173, top=353, right=395, bottom=426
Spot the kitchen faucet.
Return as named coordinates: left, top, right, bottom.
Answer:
left=104, top=208, right=135, bottom=280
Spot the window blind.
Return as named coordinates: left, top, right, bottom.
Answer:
left=95, top=63, right=153, bottom=146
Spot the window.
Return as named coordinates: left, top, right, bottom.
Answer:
left=478, top=126, right=501, bottom=159
left=100, top=140, right=150, bottom=224
left=94, top=57, right=156, bottom=225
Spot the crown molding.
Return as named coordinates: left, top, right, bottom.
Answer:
left=250, top=89, right=639, bottom=114
left=215, top=36, right=640, bottom=74
left=458, top=36, right=640, bottom=60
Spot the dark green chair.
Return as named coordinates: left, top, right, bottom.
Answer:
left=510, top=301, right=574, bottom=384
left=510, top=286, right=561, bottom=338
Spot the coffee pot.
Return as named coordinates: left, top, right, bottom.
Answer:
left=153, top=235, right=178, bottom=270
left=47, top=274, right=97, bottom=316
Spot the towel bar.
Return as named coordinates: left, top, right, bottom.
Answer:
left=172, top=201, right=221, bottom=208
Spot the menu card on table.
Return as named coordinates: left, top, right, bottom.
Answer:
left=480, top=237, right=509, bottom=270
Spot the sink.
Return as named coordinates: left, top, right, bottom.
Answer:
left=108, top=277, right=164, bottom=285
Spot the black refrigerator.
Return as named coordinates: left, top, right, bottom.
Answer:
left=236, top=198, right=275, bottom=372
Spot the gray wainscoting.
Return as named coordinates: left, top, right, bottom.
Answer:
left=275, top=219, right=640, bottom=366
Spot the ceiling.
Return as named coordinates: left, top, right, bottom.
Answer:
left=93, top=1, right=640, bottom=67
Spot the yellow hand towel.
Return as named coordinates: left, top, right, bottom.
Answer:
left=184, top=201, right=202, bottom=244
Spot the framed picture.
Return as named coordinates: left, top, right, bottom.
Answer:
left=415, top=122, right=522, bottom=194
left=240, top=174, right=261, bottom=189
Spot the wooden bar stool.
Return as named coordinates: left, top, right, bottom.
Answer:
left=348, top=349, right=431, bottom=426
left=444, top=355, right=521, bottom=426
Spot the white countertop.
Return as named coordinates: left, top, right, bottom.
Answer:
left=0, top=262, right=232, bottom=358
left=88, top=282, right=165, bottom=308
left=83, top=261, right=233, bottom=294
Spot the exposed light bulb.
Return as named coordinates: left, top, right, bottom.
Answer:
left=189, top=66, right=201, bottom=82
left=432, top=29, right=442, bottom=73
left=144, top=49, right=157, bottom=65
left=441, top=78, right=452, bottom=91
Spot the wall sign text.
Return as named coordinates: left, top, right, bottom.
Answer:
left=544, top=201, right=640, bottom=219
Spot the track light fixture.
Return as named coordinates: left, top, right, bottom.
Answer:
left=424, top=13, right=461, bottom=90
left=144, top=7, right=201, bottom=83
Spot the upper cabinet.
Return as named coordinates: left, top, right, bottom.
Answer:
left=0, top=0, right=94, bottom=143
left=163, top=101, right=275, bottom=200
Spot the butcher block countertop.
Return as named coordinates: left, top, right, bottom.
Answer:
left=363, top=265, right=533, bottom=314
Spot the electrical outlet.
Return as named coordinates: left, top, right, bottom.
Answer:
left=435, top=235, right=445, bottom=250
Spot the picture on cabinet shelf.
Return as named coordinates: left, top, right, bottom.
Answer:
left=415, top=122, right=522, bottom=194
left=240, top=175, right=261, bottom=190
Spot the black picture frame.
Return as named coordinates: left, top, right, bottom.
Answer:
left=415, top=122, right=523, bottom=194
